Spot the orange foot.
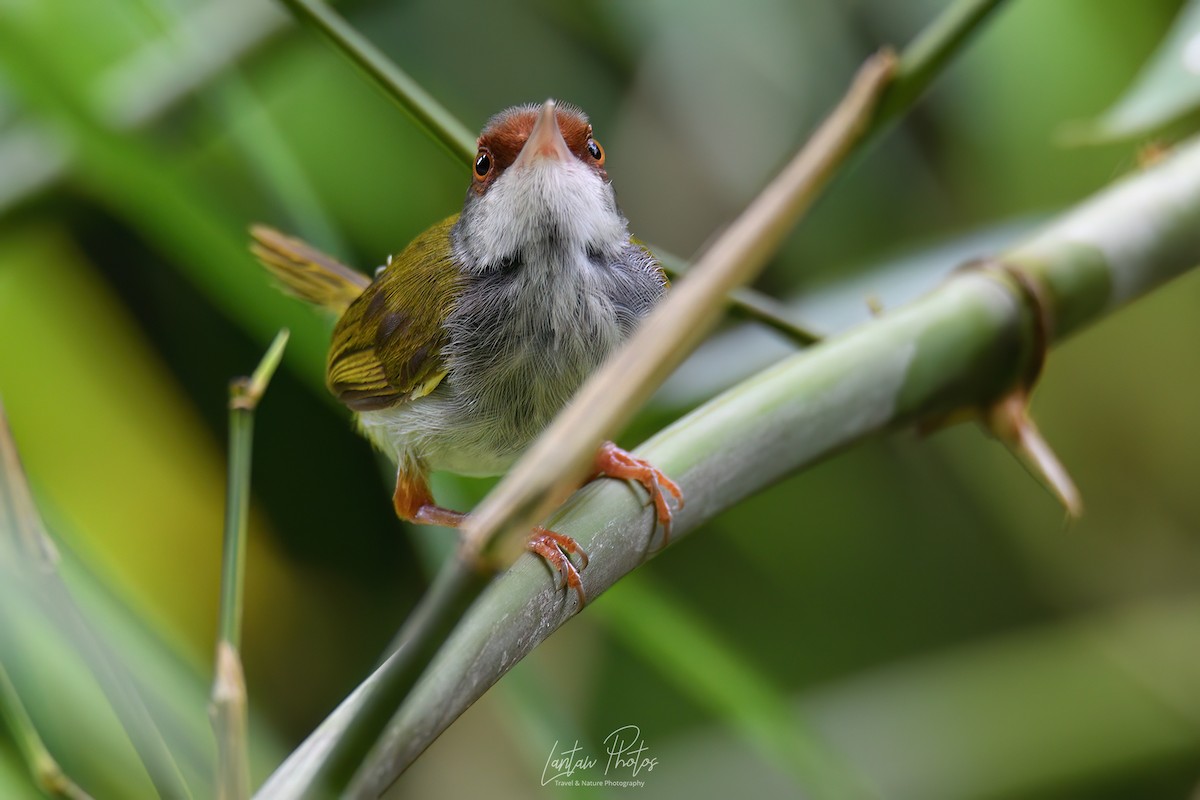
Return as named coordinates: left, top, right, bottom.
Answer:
left=396, top=469, right=590, bottom=601
left=593, top=441, right=684, bottom=545
left=527, top=528, right=589, bottom=604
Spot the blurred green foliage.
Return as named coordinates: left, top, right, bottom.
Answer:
left=2, top=0, right=1200, bottom=798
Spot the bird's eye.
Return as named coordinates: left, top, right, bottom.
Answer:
left=474, top=149, right=492, bottom=178
left=586, top=139, right=605, bottom=165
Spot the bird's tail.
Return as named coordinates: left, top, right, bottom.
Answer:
left=249, top=225, right=368, bottom=315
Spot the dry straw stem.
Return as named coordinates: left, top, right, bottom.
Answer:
left=334, top=134, right=1200, bottom=798
left=459, top=51, right=899, bottom=564
left=211, top=643, right=251, bottom=800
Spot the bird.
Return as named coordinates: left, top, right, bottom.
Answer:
left=251, top=99, right=682, bottom=602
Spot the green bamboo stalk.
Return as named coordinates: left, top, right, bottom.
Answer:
left=872, top=0, right=1010, bottom=133
left=331, top=136, right=1200, bottom=797
left=328, top=562, right=486, bottom=793
left=273, top=0, right=476, bottom=164
left=210, top=330, right=289, bottom=800
left=216, top=330, right=289, bottom=647
left=656, top=251, right=822, bottom=345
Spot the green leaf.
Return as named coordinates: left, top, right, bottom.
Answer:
left=0, top=16, right=332, bottom=393
left=1066, top=0, right=1200, bottom=143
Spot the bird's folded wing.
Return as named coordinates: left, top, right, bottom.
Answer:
left=325, top=216, right=462, bottom=411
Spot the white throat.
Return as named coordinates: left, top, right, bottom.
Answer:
left=456, top=158, right=627, bottom=269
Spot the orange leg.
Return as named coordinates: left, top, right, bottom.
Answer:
left=393, top=470, right=588, bottom=603
left=592, top=442, right=684, bottom=546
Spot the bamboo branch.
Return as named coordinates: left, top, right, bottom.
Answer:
left=872, top=0, right=1010, bottom=134
left=210, top=330, right=289, bottom=800
left=273, top=0, right=476, bottom=164
left=332, top=134, right=1200, bottom=797
left=656, top=251, right=822, bottom=345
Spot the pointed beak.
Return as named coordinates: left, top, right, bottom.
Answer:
left=514, top=99, right=572, bottom=167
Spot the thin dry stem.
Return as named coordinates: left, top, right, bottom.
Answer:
left=210, top=643, right=251, bottom=800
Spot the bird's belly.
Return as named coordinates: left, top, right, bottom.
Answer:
left=442, top=345, right=603, bottom=470
left=355, top=393, right=521, bottom=477
left=355, top=342, right=603, bottom=478
left=358, top=245, right=661, bottom=477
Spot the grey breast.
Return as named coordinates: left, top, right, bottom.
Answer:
left=442, top=239, right=665, bottom=456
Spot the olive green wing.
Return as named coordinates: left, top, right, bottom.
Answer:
left=326, top=216, right=463, bottom=412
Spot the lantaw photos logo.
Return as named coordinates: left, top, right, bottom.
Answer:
left=541, top=725, right=659, bottom=789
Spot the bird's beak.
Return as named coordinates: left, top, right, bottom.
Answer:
left=514, top=99, right=572, bottom=167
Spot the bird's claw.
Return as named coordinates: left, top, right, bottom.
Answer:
left=527, top=528, right=589, bottom=605
left=593, top=442, right=684, bottom=546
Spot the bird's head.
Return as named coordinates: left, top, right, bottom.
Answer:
left=453, top=99, right=628, bottom=271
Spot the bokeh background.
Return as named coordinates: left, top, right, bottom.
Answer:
left=3, top=0, right=1200, bottom=797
